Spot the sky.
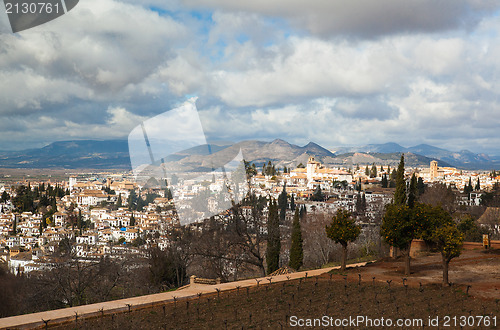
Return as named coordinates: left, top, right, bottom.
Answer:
left=1, top=0, right=500, bottom=155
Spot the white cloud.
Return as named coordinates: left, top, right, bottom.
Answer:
left=0, top=0, right=188, bottom=111
left=2, top=0, right=500, bottom=156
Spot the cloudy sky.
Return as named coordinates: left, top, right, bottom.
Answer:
left=1, top=0, right=500, bottom=155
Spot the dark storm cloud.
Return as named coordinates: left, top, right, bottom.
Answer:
left=182, top=0, right=499, bottom=39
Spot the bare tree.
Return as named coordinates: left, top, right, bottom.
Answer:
left=419, top=183, right=457, bottom=214
left=26, top=256, right=126, bottom=310
left=301, top=212, right=341, bottom=268
left=189, top=197, right=267, bottom=280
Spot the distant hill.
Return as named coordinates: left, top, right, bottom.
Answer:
left=0, top=140, right=131, bottom=169
left=332, top=142, right=498, bottom=169
left=0, top=139, right=496, bottom=170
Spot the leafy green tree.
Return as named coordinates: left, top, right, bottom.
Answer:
left=381, top=203, right=415, bottom=275
left=0, top=191, right=9, bottom=203
left=365, top=165, right=369, bottom=176
left=370, top=164, right=377, bottom=178
left=289, top=208, right=303, bottom=270
left=243, top=160, right=257, bottom=178
left=136, top=196, right=145, bottom=211
left=12, top=185, right=35, bottom=213
left=127, top=190, right=137, bottom=210
left=431, top=223, right=464, bottom=286
left=475, top=177, right=481, bottom=191
left=394, top=155, right=406, bottom=205
left=311, top=186, right=324, bottom=201
left=325, top=209, right=361, bottom=271
left=116, top=194, right=122, bottom=207
left=266, top=199, right=281, bottom=274
left=457, top=215, right=489, bottom=242
left=130, top=213, right=135, bottom=227
left=413, top=203, right=462, bottom=283
left=145, top=193, right=159, bottom=205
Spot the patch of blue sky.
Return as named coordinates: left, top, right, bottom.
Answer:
left=148, top=6, right=170, bottom=16
left=147, top=6, right=213, bottom=33
left=206, top=39, right=228, bottom=63
left=236, top=33, right=250, bottom=44
left=189, top=9, right=214, bottom=35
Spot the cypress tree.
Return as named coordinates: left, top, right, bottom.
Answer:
left=289, top=208, right=303, bottom=270
left=362, top=193, right=366, bottom=213
left=78, top=209, right=83, bottom=234
left=381, top=174, right=388, bottom=188
left=266, top=199, right=280, bottom=274
left=417, top=177, right=425, bottom=195
left=299, top=205, right=306, bottom=218
left=475, top=177, right=481, bottom=191
left=12, top=214, right=17, bottom=234
left=355, top=192, right=362, bottom=215
left=464, top=178, right=473, bottom=194
left=278, top=184, right=287, bottom=221
left=394, top=155, right=407, bottom=206
left=408, top=173, right=417, bottom=208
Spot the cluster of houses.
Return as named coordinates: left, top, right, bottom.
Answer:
left=0, top=157, right=498, bottom=275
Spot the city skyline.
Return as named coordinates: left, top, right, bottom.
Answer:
left=1, top=1, right=500, bottom=154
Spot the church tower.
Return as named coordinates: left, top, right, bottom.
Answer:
left=430, top=160, right=438, bottom=180
left=307, top=156, right=320, bottom=183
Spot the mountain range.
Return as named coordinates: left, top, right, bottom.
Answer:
left=332, top=142, right=498, bottom=169
left=0, top=139, right=497, bottom=170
